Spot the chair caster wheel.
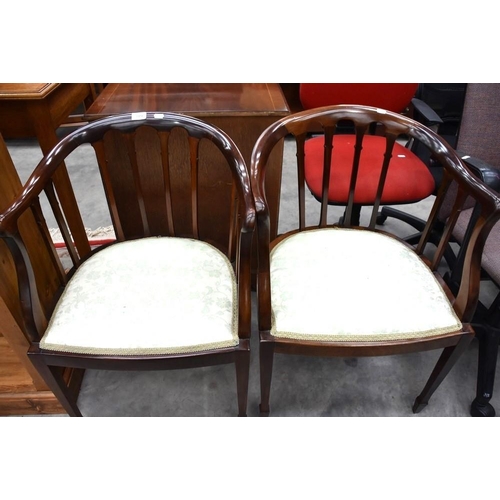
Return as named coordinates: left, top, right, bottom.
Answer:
left=376, top=214, right=387, bottom=225
left=470, top=398, right=496, bottom=417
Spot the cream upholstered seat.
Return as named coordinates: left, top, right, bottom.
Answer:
left=41, top=237, right=238, bottom=355
left=270, top=228, right=461, bottom=342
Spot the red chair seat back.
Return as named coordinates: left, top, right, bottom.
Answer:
left=304, top=135, right=435, bottom=205
left=299, top=83, right=419, bottom=112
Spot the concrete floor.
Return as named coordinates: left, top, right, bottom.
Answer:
left=4, top=130, right=500, bottom=417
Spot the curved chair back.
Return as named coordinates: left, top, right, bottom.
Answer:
left=252, top=104, right=500, bottom=325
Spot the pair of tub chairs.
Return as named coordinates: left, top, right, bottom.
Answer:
left=1, top=85, right=499, bottom=417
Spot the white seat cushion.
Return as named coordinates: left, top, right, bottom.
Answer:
left=270, top=228, right=462, bottom=341
left=40, top=237, right=238, bottom=355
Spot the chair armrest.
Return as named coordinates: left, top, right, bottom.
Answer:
left=411, top=98, right=443, bottom=127
left=458, top=153, right=500, bottom=192
left=446, top=152, right=500, bottom=296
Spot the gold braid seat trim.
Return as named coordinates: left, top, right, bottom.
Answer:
left=40, top=237, right=239, bottom=355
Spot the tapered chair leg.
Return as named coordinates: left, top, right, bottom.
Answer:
left=470, top=325, right=500, bottom=417
left=259, top=341, right=275, bottom=416
left=235, top=348, right=250, bottom=417
left=413, top=334, right=473, bottom=414
left=28, top=354, right=82, bottom=417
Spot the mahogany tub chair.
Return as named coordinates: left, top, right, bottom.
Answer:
left=298, top=83, right=443, bottom=226
left=251, top=104, right=500, bottom=415
left=0, top=112, right=255, bottom=417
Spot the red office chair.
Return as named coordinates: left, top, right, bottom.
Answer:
left=299, top=83, right=442, bottom=225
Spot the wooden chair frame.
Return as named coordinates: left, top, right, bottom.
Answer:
left=0, top=113, right=256, bottom=416
left=251, top=104, right=500, bottom=416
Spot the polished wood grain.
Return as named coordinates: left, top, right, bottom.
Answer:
left=0, top=335, right=66, bottom=415
left=0, top=141, right=66, bottom=315
left=0, top=134, right=79, bottom=414
left=0, top=83, right=97, bottom=262
left=279, top=83, right=303, bottom=113
left=0, top=113, right=256, bottom=417
left=0, top=83, right=60, bottom=99
left=0, top=298, right=46, bottom=390
left=85, top=83, right=289, bottom=118
left=85, top=84, right=289, bottom=244
left=251, top=104, right=500, bottom=416
left=0, top=83, right=96, bottom=138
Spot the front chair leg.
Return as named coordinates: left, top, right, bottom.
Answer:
left=413, top=334, right=473, bottom=414
left=470, top=325, right=500, bottom=417
left=28, top=354, right=82, bottom=417
left=259, top=341, right=275, bottom=416
left=235, top=348, right=250, bottom=417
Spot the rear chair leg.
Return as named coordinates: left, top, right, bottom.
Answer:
left=259, top=341, right=275, bottom=416
left=413, top=334, right=473, bottom=414
left=235, top=349, right=250, bottom=417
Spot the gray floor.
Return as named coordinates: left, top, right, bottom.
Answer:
left=4, top=129, right=500, bottom=417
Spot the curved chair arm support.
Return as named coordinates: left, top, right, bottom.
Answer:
left=237, top=231, right=254, bottom=339
left=447, top=153, right=500, bottom=314
left=1, top=233, right=48, bottom=342
left=250, top=122, right=290, bottom=333
left=454, top=210, right=500, bottom=321
left=0, top=113, right=256, bottom=235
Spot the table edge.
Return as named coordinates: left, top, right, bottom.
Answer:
left=0, top=83, right=61, bottom=100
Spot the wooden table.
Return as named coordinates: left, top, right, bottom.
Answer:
left=0, top=83, right=98, bottom=259
left=85, top=83, right=290, bottom=244
left=0, top=83, right=97, bottom=142
left=0, top=84, right=95, bottom=415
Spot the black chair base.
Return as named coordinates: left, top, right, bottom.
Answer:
left=470, top=323, right=500, bottom=417
left=376, top=206, right=428, bottom=231
left=470, top=398, right=496, bottom=417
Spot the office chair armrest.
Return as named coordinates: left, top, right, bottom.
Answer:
left=411, top=98, right=443, bottom=127
left=458, top=153, right=500, bottom=192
